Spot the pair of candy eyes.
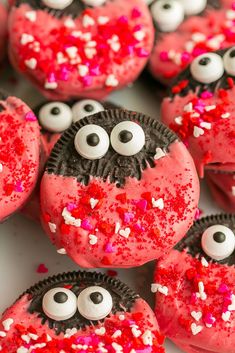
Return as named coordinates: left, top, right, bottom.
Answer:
left=190, top=48, right=235, bottom=84
left=201, top=225, right=235, bottom=261
left=42, top=0, right=106, bottom=10
left=39, top=99, right=104, bottom=133
left=149, top=0, right=207, bottom=32
left=43, top=285, right=113, bottom=322
left=74, top=121, right=146, bottom=160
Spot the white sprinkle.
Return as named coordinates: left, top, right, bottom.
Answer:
left=142, top=330, right=153, bottom=346
left=151, top=283, right=168, bottom=296
left=83, top=14, right=95, bottom=28
left=105, top=74, right=119, bottom=87
left=95, top=327, right=106, bottom=336
left=66, top=46, right=78, bottom=59
left=46, top=334, right=52, bottom=342
left=25, top=11, right=36, bottom=22
left=49, top=222, right=57, bottom=233
left=81, top=32, right=92, bottom=41
left=57, top=52, right=68, bottom=65
left=221, top=112, right=230, bottom=119
left=168, top=49, right=176, bottom=60
left=232, top=186, right=235, bottom=196
left=2, top=318, right=14, bottom=331
left=205, top=105, right=216, bottom=112
left=154, top=148, right=166, bottom=160
left=64, top=328, right=77, bottom=338
left=25, top=58, right=37, bottom=70
left=0, top=332, right=6, bottom=337
left=200, top=122, right=211, bottom=130
left=28, top=333, right=38, bottom=340
left=44, top=81, right=58, bottom=90
left=71, top=30, right=82, bottom=38
left=21, top=335, right=30, bottom=343
left=0, top=163, right=2, bottom=173
left=134, top=30, right=145, bottom=41
left=152, top=197, right=164, bottom=210
left=185, top=41, right=195, bottom=53
left=62, top=207, right=81, bottom=227
left=119, top=314, right=125, bottom=321
left=131, top=326, right=141, bottom=337
left=98, top=16, right=109, bottom=25
left=112, top=330, right=122, bottom=338
left=226, top=9, right=235, bottom=20
left=64, top=18, right=75, bottom=28
left=193, top=126, right=204, bottom=138
left=119, top=227, right=131, bottom=239
left=57, top=248, right=67, bottom=255
left=21, top=33, right=34, bottom=45
left=115, top=222, right=121, bottom=234
left=17, top=348, right=28, bottom=353
left=112, top=342, right=123, bottom=353
left=175, top=116, right=183, bottom=125
left=90, top=198, right=99, bottom=209
left=89, top=234, right=98, bottom=245
left=191, top=32, right=206, bottom=42
left=78, top=64, right=89, bottom=77
left=228, top=294, right=235, bottom=311
left=222, top=311, right=231, bottom=322
left=191, top=311, right=202, bottom=322
left=85, top=47, right=97, bottom=59
left=191, top=323, right=203, bottom=335
left=201, top=257, right=209, bottom=267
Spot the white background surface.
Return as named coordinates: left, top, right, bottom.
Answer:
left=0, top=63, right=222, bottom=352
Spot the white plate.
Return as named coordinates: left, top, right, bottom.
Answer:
left=0, top=64, right=222, bottom=352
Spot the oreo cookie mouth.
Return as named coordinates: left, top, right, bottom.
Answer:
left=23, top=271, right=139, bottom=334
left=14, top=0, right=114, bottom=18
left=46, top=109, right=177, bottom=187
left=174, top=214, right=235, bottom=266
left=169, top=48, right=235, bottom=98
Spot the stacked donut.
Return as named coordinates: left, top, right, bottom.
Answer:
left=0, top=1, right=235, bottom=353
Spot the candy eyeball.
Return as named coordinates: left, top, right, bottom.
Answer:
left=72, top=100, right=104, bottom=123
left=77, top=286, right=113, bottom=321
left=110, top=121, right=145, bottom=156
left=39, top=102, right=73, bottom=133
left=74, top=124, right=110, bottom=160
left=151, top=0, right=184, bottom=32
left=190, top=53, right=224, bottom=84
left=179, top=0, right=207, bottom=16
left=42, top=288, right=77, bottom=321
left=81, top=0, right=107, bottom=6
left=42, top=0, right=73, bottom=10
left=201, top=224, right=235, bottom=261
left=223, top=47, right=235, bottom=77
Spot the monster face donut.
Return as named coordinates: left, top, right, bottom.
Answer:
left=8, top=0, right=154, bottom=101
left=0, top=91, right=40, bottom=222
left=0, top=3, right=8, bottom=62
left=161, top=47, right=235, bottom=212
left=153, top=213, right=235, bottom=353
left=40, top=109, right=199, bottom=268
left=21, top=99, right=119, bottom=221
left=147, top=0, right=235, bottom=85
left=0, top=271, right=165, bottom=352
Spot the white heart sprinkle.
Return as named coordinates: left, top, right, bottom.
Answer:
left=193, top=126, right=204, bottom=138
left=0, top=163, right=3, bottom=173
left=200, top=122, right=211, bottom=130
left=83, top=14, right=95, bottom=28
left=151, top=283, right=168, bottom=296
left=175, top=116, right=183, bottom=125
left=44, top=81, right=58, bottom=90
left=154, top=148, right=166, bottom=160
left=90, top=198, right=99, bottom=209
left=191, top=311, right=202, bottom=322
left=2, top=318, right=14, bottom=331
left=222, top=311, right=231, bottom=322
left=134, top=30, right=145, bottom=41
left=57, top=248, right=67, bottom=255
left=48, top=222, right=56, bottom=233
left=152, top=197, right=164, bottom=210
left=21, top=33, right=34, bottom=45
left=98, top=16, right=109, bottom=25
left=201, top=257, right=209, bottom=267
left=25, top=58, right=37, bottom=70
left=25, top=11, right=36, bottom=22
left=95, top=327, right=106, bottom=336
left=221, top=112, right=230, bottom=119
left=105, top=74, right=119, bottom=87
left=64, top=18, right=75, bottom=28
left=89, top=234, right=98, bottom=245
left=191, top=323, right=203, bottom=335
left=119, top=228, right=131, bottom=238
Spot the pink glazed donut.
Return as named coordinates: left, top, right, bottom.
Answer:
left=40, top=109, right=199, bottom=268
left=0, top=271, right=165, bottom=353
left=154, top=213, right=235, bottom=353
left=8, top=0, right=154, bottom=101
left=148, top=0, right=235, bottom=85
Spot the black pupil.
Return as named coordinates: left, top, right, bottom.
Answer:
left=229, top=49, right=235, bottom=58
left=51, top=107, right=61, bottom=115
left=118, top=130, right=133, bottom=143
left=199, top=57, right=211, bottom=66
left=87, top=133, right=100, bottom=146
left=90, top=292, right=103, bottom=304
left=163, top=3, right=171, bottom=9
left=84, top=104, right=94, bottom=112
left=213, top=232, right=226, bottom=243
left=54, top=291, right=68, bottom=303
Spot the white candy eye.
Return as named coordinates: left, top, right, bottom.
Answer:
left=74, top=124, right=109, bottom=160
left=77, top=286, right=113, bottom=321
left=179, top=0, right=207, bottom=15
left=81, top=0, right=106, bottom=6
left=42, top=288, right=77, bottom=321
left=201, top=225, right=235, bottom=261
left=72, top=100, right=104, bottom=123
left=39, top=102, right=73, bottom=133
left=42, top=0, right=73, bottom=10
left=223, top=47, right=235, bottom=76
left=151, top=0, right=184, bottom=32
left=110, top=121, right=145, bottom=156
left=190, top=53, right=224, bottom=84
